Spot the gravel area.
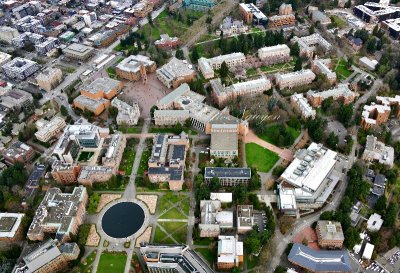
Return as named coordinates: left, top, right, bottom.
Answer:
left=96, top=193, right=122, bottom=212
left=86, top=224, right=100, bottom=247
left=136, top=194, right=158, bottom=214
left=135, top=226, right=152, bottom=247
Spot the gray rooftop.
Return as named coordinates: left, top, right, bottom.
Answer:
left=204, top=167, right=251, bottom=179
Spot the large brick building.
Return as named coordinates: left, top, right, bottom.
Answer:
left=316, top=221, right=344, bottom=249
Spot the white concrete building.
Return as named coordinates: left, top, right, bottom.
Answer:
left=359, top=57, right=378, bottom=71
left=258, top=44, right=291, bottom=65
left=291, top=34, right=332, bottom=58
left=198, top=53, right=246, bottom=79
left=276, top=69, right=316, bottom=89
left=311, top=58, right=337, bottom=84
left=0, top=26, right=19, bottom=44
left=217, top=235, right=243, bottom=269
left=0, top=51, right=12, bottom=67
left=35, top=116, right=67, bottom=143
left=290, top=93, right=316, bottom=119
left=0, top=212, right=24, bottom=240
left=156, top=57, right=196, bottom=88
left=111, top=98, right=140, bottom=126
left=367, top=213, right=383, bottom=232
left=36, top=67, right=63, bottom=92
left=2, top=57, right=40, bottom=80
left=362, top=135, right=394, bottom=167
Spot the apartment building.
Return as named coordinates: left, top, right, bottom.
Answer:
left=291, top=34, right=332, bottom=58
left=35, top=116, right=66, bottom=143
left=198, top=52, right=246, bottom=79
left=51, top=161, right=82, bottom=184
left=36, top=67, right=63, bottom=92
left=353, top=2, right=400, bottom=23
left=35, top=37, right=59, bottom=55
left=63, top=43, right=95, bottom=61
left=311, top=58, right=337, bottom=84
left=27, top=187, right=88, bottom=242
left=382, top=17, right=400, bottom=39
left=239, top=3, right=267, bottom=25
left=155, top=83, right=249, bottom=136
left=217, top=17, right=248, bottom=37
left=2, top=57, right=40, bottom=80
left=0, top=26, right=19, bottom=44
left=199, top=200, right=233, bottom=237
left=316, top=221, right=344, bottom=249
left=147, top=133, right=189, bottom=190
left=237, top=205, right=254, bottom=234
left=217, top=235, right=244, bottom=270
left=14, top=239, right=80, bottom=273
left=362, top=135, right=394, bottom=167
left=0, top=213, right=24, bottom=241
left=155, top=34, right=180, bottom=49
left=77, top=166, right=114, bottom=186
left=140, top=243, right=214, bottom=273
left=74, top=77, right=123, bottom=115
left=275, top=69, right=316, bottom=89
left=0, top=89, right=33, bottom=111
left=291, top=93, right=316, bottom=119
left=116, top=55, right=156, bottom=82
left=111, top=98, right=140, bottom=126
left=258, top=44, right=291, bottom=65
left=376, top=95, right=400, bottom=117
left=0, top=52, right=12, bottom=67
left=3, top=141, right=35, bottom=166
left=268, top=14, right=296, bottom=28
left=156, top=57, right=196, bottom=88
left=307, top=84, right=357, bottom=107
left=204, top=167, right=251, bottom=186
left=278, top=143, right=340, bottom=215
left=361, top=103, right=391, bottom=129
left=133, top=1, right=153, bottom=18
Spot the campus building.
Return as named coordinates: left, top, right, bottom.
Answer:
left=198, top=53, right=246, bottom=79
left=204, top=167, right=251, bottom=186
left=36, top=67, right=63, bottom=92
left=291, top=34, right=332, bottom=58
left=0, top=52, right=12, bottom=67
left=217, top=235, right=244, bottom=269
left=116, top=55, right=156, bottom=82
left=111, top=98, right=140, bottom=126
left=237, top=205, right=254, bottom=234
left=0, top=26, right=19, bottom=44
left=35, top=116, right=67, bottom=143
left=147, top=133, right=189, bottom=190
left=199, top=200, right=233, bottom=237
left=51, top=161, right=82, bottom=184
left=290, top=93, right=316, bottom=119
left=278, top=143, right=341, bottom=215
left=2, top=141, right=35, bottom=166
left=275, top=69, right=316, bottom=89
left=382, top=18, right=400, bottom=39
left=239, top=3, right=267, bottom=25
left=156, top=57, right=196, bottom=88
left=140, top=243, right=214, bottom=273
left=155, top=83, right=249, bottom=136
left=0, top=89, right=33, bottom=111
left=307, top=84, right=357, bottom=107
left=14, top=239, right=80, bottom=273
left=210, top=77, right=271, bottom=107
left=217, top=17, right=248, bottom=37
left=316, top=221, right=344, bottom=249
left=2, top=57, right=40, bottom=80
left=288, top=243, right=352, bottom=272
left=311, top=58, right=337, bottom=84
left=154, top=110, right=190, bottom=126
left=361, top=103, right=391, bottom=129
left=155, top=34, right=180, bottom=49
left=258, top=44, right=291, bottom=65
left=27, top=187, right=88, bottom=242
left=0, top=213, right=24, bottom=241
left=268, top=14, right=296, bottom=28
left=63, top=43, right=95, bottom=61
left=362, top=135, right=394, bottom=167
left=73, top=77, right=123, bottom=115
left=210, top=123, right=239, bottom=158
left=183, top=0, right=216, bottom=11
left=353, top=2, right=400, bottom=23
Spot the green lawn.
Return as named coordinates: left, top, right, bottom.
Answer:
left=153, top=226, right=177, bottom=244
left=195, top=247, right=216, bottom=265
left=246, top=254, right=259, bottom=270
left=137, top=148, right=151, bottom=177
left=257, top=124, right=300, bottom=147
left=245, top=143, right=279, bottom=172
left=72, top=250, right=96, bottom=273
left=159, top=207, right=187, bottom=220
left=159, top=222, right=187, bottom=243
left=97, top=253, right=127, bottom=273
left=334, top=59, right=353, bottom=81
left=107, top=67, right=116, bottom=79
left=118, top=126, right=140, bottom=133
left=260, top=60, right=294, bottom=74
left=150, top=126, right=197, bottom=135
left=330, top=15, right=347, bottom=29
left=193, top=237, right=216, bottom=246
left=119, top=139, right=137, bottom=175
left=246, top=68, right=258, bottom=76
left=78, top=151, right=94, bottom=162
left=158, top=193, right=188, bottom=213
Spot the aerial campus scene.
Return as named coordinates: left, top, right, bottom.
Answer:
left=2, top=0, right=400, bottom=273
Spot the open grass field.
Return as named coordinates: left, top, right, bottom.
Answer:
left=97, top=253, right=127, bottom=273
left=246, top=68, right=258, bottom=77
left=245, top=143, right=279, bottom=172
left=195, top=247, right=216, bottom=265
left=330, top=15, right=347, bottom=29
left=159, top=207, right=187, bottom=220
left=72, top=250, right=96, bottom=273
left=260, top=60, right=295, bottom=74
left=159, top=221, right=187, bottom=243
left=334, top=58, right=353, bottom=81
left=153, top=226, right=177, bottom=244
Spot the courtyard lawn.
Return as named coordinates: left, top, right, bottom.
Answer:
left=150, top=126, right=197, bottom=135
left=245, top=143, right=279, bottom=173
left=106, top=67, right=116, bottom=79
left=137, top=149, right=151, bottom=177
left=159, top=222, right=187, bottom=243
left=193, top=237, right=216, bottom=246
left=334, top=58, right=353, bottom=81
left=330, top=15, right=347, bottom=29
left=246, top=68, right=258, bottom=77
left=97, top=253, right=127, bottom=273
left=195, top=247, right=216, bottom=265
left=87, top=193, right=100, bottom=214
left=119, top=138, right=137, bottom=175
left=154, top=226, right=168, bottom=242
left=159, top=207, right=187, bottom=220
left=78, top=151, right=94, bottom=162
left=260, top=60, right=294, bottom=74
left=72, top=250, right=96, bottom=273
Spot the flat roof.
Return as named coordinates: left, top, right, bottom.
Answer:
left=205, top=167, right=251, bottom=179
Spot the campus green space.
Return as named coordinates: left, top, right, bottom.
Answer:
left=119, top=139, right=137, bottom=175
left=257, top=124, right=300, bottom=147
left=72, top=250, right=96, bottom=273
left=153, top=226, right=176, bottom=244
left=158, top=193, right=188, bottom=213
left=159, top=207, right=187, bottom=220
left=137, top=149, right=151, bottom=177
left=150, top=126, right=197, bottom=135
left=78, top=151, right=94, bottom=162
left=334, top=58, right=353, bottom=80
left=97, top=253, right=127, bottom=273
left=195, top=247, right=216, bottom=265
left=245, top=143, right=279, bottom=172
left=246, top=68, right=258, bottom=76
left=87, top=193, right=100, bottom=214
left=106, top=67, right=116, bottom=79
left=330, top=15, right=347, bottom=29
left=260, top=60, right=295, bottom=74
left=159, top=222, right=187, bottom=243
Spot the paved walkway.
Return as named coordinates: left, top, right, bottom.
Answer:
left=243, top=130, right=293, bottom=161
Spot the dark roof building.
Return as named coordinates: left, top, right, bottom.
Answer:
left=204, top=167, right=251, bottom=186
left=288, top=243, right=352, bottom=272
